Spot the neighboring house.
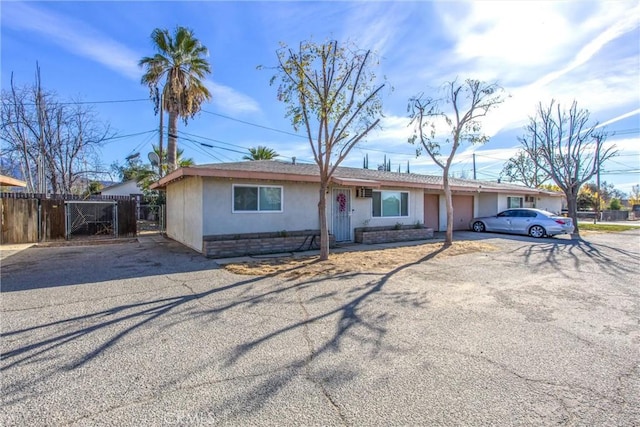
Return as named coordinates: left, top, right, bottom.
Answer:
left=0, top=175, right=27, bottom=188
left=101, top=180, right=144, bottom=219
left=151, top=161, right=563, bottom=256
left=100, top=180, right=143, bottom=197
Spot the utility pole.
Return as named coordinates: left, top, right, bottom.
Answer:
left=158, top=91, right=164, bottom=177
left=594, top=137, right=601, bottom=224
left=35, top=62, right=46, bottom=194
left=472, top=153, right=477, bottom=180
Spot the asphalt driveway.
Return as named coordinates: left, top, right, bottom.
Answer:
left=1, top=231, right=639, bottom=426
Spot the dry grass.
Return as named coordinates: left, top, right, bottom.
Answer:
left=223, top=240, right=497, bottom=279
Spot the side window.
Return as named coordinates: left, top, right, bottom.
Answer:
left=507, top=197, right=523, bottom=209
left=498, top=210, right=513, bottom=217
left=233, top=185, right=283, bottom=212
left=525, top=211, right=537, bottom=218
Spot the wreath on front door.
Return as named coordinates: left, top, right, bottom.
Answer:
left=336, top=192, right=347, bottom=213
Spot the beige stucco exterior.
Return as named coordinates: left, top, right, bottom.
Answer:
left=101, top=180, right=142, bottom=196
left=349, top=187, right=424, bottom=230
left=166, top=177, right=203, bottom=252
left=201, top=178, right=320, bottom=236
left=168, top=176, right=566, bottom=252
left=477, top=192, right=563, bottom=218
left=159, top=163, right=566, bottom=253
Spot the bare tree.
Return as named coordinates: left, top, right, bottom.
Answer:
left=518, top=100, right=616, bottom=238
left=408, top=79, right=505, bottom=245
left=268, top=40, right=385, bottom=260
left=500, top=149, right=550, bottom=187
left=1, top=67, right=110, bottom=194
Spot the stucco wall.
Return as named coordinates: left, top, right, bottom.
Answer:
left=166, top=177, right=203, bottom=252
left=477, top=193, right=498, bottom=217
left=493, top=193, right=562, bottom=214
left=202, top=178, right=320, bottom=236
left=101, top=180, right=142, bottom=196
left=200, top=181, right=425, bottom=240
left=349, top=196, right=372, bottom=231
left=536, top=196, right=562, bottom=214
left=360, top=188, right=424, bottom=229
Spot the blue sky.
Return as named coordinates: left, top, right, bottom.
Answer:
left=2, top=1, right=639, bottom=193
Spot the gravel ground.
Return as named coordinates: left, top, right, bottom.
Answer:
left=1, top=230, right=639, bottom=426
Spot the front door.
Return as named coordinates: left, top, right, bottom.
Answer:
left=423, top=193, right=439, bottom=230
left=332, top=189, right=351, bottom=242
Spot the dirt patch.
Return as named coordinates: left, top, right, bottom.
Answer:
left=223, top=241, right=497, bottom=278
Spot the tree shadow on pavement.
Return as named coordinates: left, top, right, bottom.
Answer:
left=200, top=245, right=449, bottom=422
left=515, top=236, right=639, bottom=278
left=0, top=259, right=323, bottom=406
left=2, top=242, right=447, bottom=420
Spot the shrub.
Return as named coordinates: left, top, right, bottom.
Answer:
left=609, top=198, right=622, bottom=210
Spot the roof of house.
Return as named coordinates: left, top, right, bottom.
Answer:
left=151, top=160, right=562, bottom=196
left=100, top=180, right=143, bottom=193
left=0, top=174, right=27, bottom=187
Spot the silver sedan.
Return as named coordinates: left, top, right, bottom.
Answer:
left=470, top=208, right=574, bottom=238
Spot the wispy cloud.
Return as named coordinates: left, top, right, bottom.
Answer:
left=427, top=0, right=640, bottom=137
left=3, top=2, right=141, bottom=80
left=3, top=2, right=263, bottom=115
left=207, top=82, right=261, bottom=115
left=530, top=3, right=640, bottom=89
left=340, top=3, right=413, bottom=56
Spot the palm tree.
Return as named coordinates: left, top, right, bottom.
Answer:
left=243, top=146, right=279, bottom=161
left=152, top=145, right=194, bottom=173
left=139, top=26, right=212, bottom=172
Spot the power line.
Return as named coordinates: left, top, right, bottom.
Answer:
left=5, top=98, right=150, bottom=107
left=180, top=138, right=226, bottom=163
left=200, top=109, right=307, bottom=139
left=103, top=129, right=157, bottom=143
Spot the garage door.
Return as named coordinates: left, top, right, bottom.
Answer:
left=452, top=195, right=473, bottom=231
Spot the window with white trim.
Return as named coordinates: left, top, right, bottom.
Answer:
left=372, top=191, right=409, bottom=217
left=507, top=196, right=523, bottom=209
left=233, top=185, right=283, bottom=212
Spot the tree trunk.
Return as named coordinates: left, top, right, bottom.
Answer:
left=443, top=172, right=454, bottom=245
left=167, top=111, right=178, bottom=172
left=566, top=190, right=580, bottom=239
left=318, top=182, right=329, bottom=261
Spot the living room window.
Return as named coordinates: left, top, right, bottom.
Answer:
left=233, top=185, right=283, bottom=212
left=372, top=191, right=409, bottom=217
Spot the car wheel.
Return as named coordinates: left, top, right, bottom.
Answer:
left=529, top=225, right=546, bottom=238
left=472, top=221, right=485, bottom=232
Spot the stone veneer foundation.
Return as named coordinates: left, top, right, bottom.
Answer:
left=203, top=230, right=335, bottom=258
left=354, top=226, right=434, bottom=244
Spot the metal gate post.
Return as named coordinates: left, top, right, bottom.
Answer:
left=38, top=200, right=42, bottom=242
left=113, top=202, right=118, bottom=237
left=64, top=202, right=70, bottom=240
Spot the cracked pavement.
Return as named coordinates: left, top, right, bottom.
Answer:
left=1, top=230, right=639, bottom=426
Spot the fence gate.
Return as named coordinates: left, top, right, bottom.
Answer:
left=65, top=201, right=117, bottom=239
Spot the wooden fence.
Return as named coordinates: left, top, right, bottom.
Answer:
left=1, top=193, right=137, bottom=244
